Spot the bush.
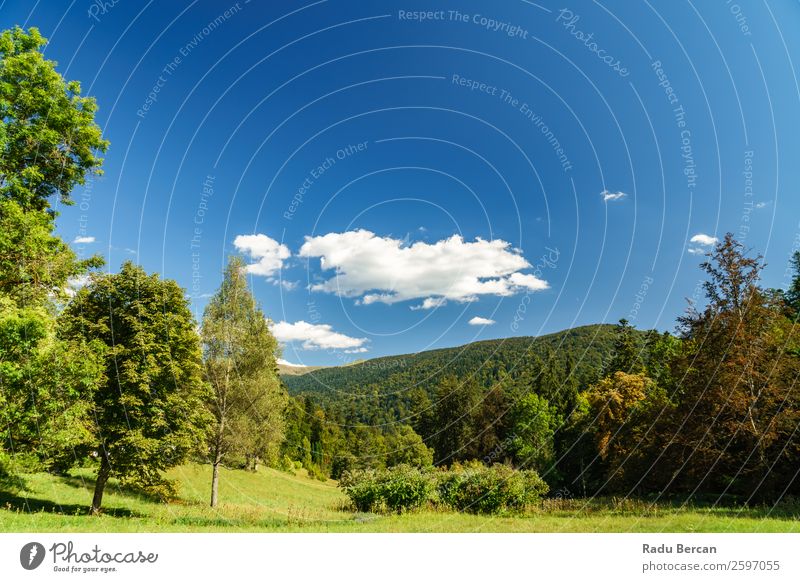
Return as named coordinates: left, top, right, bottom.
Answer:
left=330, top=454, right=356, bottom=480
left=339, top=462, right=549, bottom=514
left=277, top=454, right=295, bottom=473
left=305, top=463, right=328, bottom=482
left=437, top=463, right=549, bottom=514
left=340, top=464, right=435, bottom=513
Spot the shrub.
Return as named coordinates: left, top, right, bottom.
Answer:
left=330, top=453, right=356, bottom=480
left=340, top=464, right=435, bottom=513
left=436, top=463, right=549, bottom=514
left=339, top=462, right=549, bottom=514
left=277, top=454, right=295, bottom=473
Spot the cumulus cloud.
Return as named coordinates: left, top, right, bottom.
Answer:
left=270, top=320, right=368, bottom=351
left=65, top=274, right=91, bottom=297
left=233, top=234, right=290, bottom=276
left=299, top=230, right=549, bottom=309
left=277, top=358, right=307, bottom=368
left=601, top=190, right=627, bottom=202
left=73, top=236, right=96, bottom=244
left=468, top=316, right=496, bottom=326
left=690, top=233, right=718, bottom=246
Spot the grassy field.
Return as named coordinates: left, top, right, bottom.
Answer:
left=0, top=464, right=798, bottom=532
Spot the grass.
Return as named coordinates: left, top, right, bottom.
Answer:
left=1, top=464, right=798, bottom=532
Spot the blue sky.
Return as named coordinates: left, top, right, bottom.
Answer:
left=5, top=1, right=800, bottom=365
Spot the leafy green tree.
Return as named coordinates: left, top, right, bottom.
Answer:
left=201, top=257, right=286, bottom=505
left=431, top=375, right=480, bottom=465
left=60, top=262, right=210, bottom=514
left=0, top=27, right=108, bottom=212
left=0, top=198, right=102, bottom=306
left=509, top=392, right=558, bottom=473
left=0, top=296, right=104, bottom=473
left=384, top=425, right=434, bottom=468
left=0, top=26, right=106, bottom=307
left=607, top=318, right=643, bottom=374
left=780, top=250, right=800, bottom=320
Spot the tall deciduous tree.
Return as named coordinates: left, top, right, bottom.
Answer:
left=60, top=262, right=210, bottom=514
left=201, top=257, right=286, bottom=507
left=0, top=27, right=108, bottom=212
left=0, top=26, right=106, bottom=306
left=664, top=234, right=800, bottom=500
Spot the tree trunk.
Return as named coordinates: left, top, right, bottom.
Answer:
left=211, top=461, right=220, bottom=507
left=90, top=451, right=111, bottom=515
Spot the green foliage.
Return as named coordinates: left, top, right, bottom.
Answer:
left=59, top=262, right=211, bottom=511
left=283, top=324, right=620, bottom=402
left=436, top=462, right=549, bottom=514
left=384, top=425, right=434, bottom=468
left=509, top=393, right=558, bottom=473
left=0, top=26, right=108, bottom=212
left=0, top=197, right=103, bottom=306
left=340, top=463, right=548, bottom=515
left=0, top=296, right=104, bottom=474
left=340, top=464, right=436, bottom=513
left=202, top=257, right=287, bottom=494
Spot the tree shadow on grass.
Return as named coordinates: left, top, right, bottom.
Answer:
left=57, top=473, right=166, bottom=505
left=0, top=489, right=140, bottom=518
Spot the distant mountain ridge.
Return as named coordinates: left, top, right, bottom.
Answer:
left=281, top=324, right=623, bottom=400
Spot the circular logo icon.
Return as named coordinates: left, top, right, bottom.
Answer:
left=19, top=542, right=46, bottom=570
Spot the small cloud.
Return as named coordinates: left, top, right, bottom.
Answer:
left=410, top=297, right=448, bottom=311
left=65, top=274, right=91, bottom=297
left=755, top=201, right=768, bottom=209
left=270, top=279, right=298, bottom=291
left=73, top=236, right=96, bottom=244
left=270, top=320, right=367, bottom=351
left=124, top=248, right=137, bottom=255
left=277, top=358, right=307, bottom=368
left=468, top=316, right=496, bottom=326
left=687, top=247, right=706, bottom=256
left=234, top=234, right=290, bottom=277
left=690, top=233, right=718, bottom=246
left=601, top=190, right=627, bottom=202
left=344, top=347, right=369, bottom=354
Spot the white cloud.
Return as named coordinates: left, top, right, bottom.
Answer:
left=468, top=316, right=496, bottom=326
left=299, top=230, right=549, bottom=308
left=277, top=358, right=307, bottom=368
left=410, top=297, right=448, bottom=311
left=272, top=279, right=298, bottom=291
left=690, top=233, right=718, bottom=246
left=601, top=190, right=627, bottom=202
left=65, top=274, right=90, bottom=297
left=233, top=234, right=290, bottom=276
left=687, top=247, right=706, bottom=256
left=270, top=320, right=367, bottom=351
left=73, top=236, right=96, bottom=244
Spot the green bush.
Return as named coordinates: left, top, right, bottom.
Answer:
left=277, top=454, right=295, bottom=473
left=330, top=453, right=356, bottom=480
left=340, top=464, right=435, bottom=513
left=437, top=463, right=549, bottom=514
left=339, top=462, right=548, bottom=514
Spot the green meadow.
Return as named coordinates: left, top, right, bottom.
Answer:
left=1, top=465, right=797, bottom=533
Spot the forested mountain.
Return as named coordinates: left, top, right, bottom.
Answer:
left=283, top=323, right=625, bottom=401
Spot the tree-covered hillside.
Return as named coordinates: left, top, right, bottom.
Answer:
left=283, top=323, right=624, bottom=403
